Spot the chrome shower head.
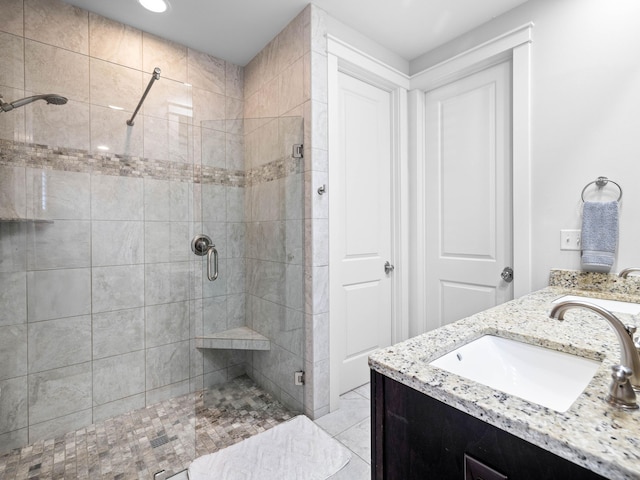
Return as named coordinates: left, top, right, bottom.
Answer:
left=0, top=94, right=68, bottom=112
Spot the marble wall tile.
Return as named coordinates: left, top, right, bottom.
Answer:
left=192, top=88, right=226, bottom=126
left=201, top=184, right=226, bottom=222
left=203, top=369, right=228, bottom=389
left=0, top=325, right=27, bottom=380
left=226, top=97, right=244, bottom=124
left=226, top=186, right=244, bottom=223
left=0, top=166, right=26, bottom=219
left=167, top=119, right=192, bottom=164
left=142, top=77, right=192, bottom=124
left=89, top=105, right=143, bottom=156
left=0, top=86, right=26, bottom=142
left=89, top=13, right=142, bottom=70
left=145, top=262, right=191, bottom=305
left=91, top=174, right=143, bottom=221
left=277, top=14, right=305, bottom=72
left=24, top=40, right=89, bottom=102
left=226, top=132, right=244, bottom=171
left=144, top=178, right=170, bottom=221
left=92, top=264, right=144, bottom=313
left=170, top=181, right=191, bottom=221
left=93, top=351, right=145, bottom=405
left=226, top=258, right=246, bottom=295
left=92, top=220, right=144, bottom=266
left=1, top=0, right=23, bottom=36
left=246, top=258, right=284, bottom=304
left=0, top=428, right=28, bottom=453
left=28, top=362, right=92, bottom=424
left=279, top=59, right=304, bottom=116
left=27, top=315, right=91, bottom=373
left=285, top=264, right=304, bottom=310
left=187, top=48, right=225, bottom=94
left=304, top=265, right=328, bottom=315
left=92, top=307, right=144, bottom=359
left=0, top=271, right=26, bottom=326
left=26, top=220, right=91, bottom=270
left=306, top=218, right=328, bottom=267
left=26, top=169, right=91, bottom=220
left=24, top=0, right=88, bottom=54
left=305, top=312, right=329, bottom=363
left=227, top=222, right=246, bottom=259
left=27, top=268, right=91, bottom=322
left=26, top=97, right=90, bottom=151
left=283, top=173, right=304, bottom=221
left=226, top=293, right=245, bottom=329
left=285, top=220, right=304, bottom=265
left=145, top=340, right=190, bottom=390
left=0, top=223, right=26, bottom=273
left=142, top=114, right=170, bottom=161
left=145, top=221, right=170, bottom=264
left=250, top=181, right=281, bottom=222
left=0, top=376, right=27, bottom=434
left=142, top=32, right=187, bottom=83
left=225, top=62, right=244, bottom=100
left=170, top=221, right=191, bottom=262
left=311, top=51, right=328, bottom=104
left=262, top=77, right=280, bottom=119
left=90, top=58, right=143, bottom=112
left=202, top=295, right=227, bottom=334
left=200, top=127, right=226, bottom=168
left=28, top=408, right=92, bottom=443
left=202, top=221, right=226, bottom=258
left=93, top=392, right=145, bottom=424
left=0, top=32, right=24, bottom=89
left=305, top=170, right=328, bottom=219
left=146, top=301, right=190, bottom=348
left=146, top=378, right=190, bottom=405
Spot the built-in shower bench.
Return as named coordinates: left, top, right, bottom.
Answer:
left=195, top=327, right=270, bottom=350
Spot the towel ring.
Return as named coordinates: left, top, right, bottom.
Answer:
left=581, top=176, right=622, bottom=202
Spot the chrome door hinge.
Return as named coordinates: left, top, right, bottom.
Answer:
left=292, top=144, right=303, bottom=158
left=294, top=371, right=305, bottom=385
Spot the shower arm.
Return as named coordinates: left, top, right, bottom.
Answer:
left=127, top=67, right=161, bottom=126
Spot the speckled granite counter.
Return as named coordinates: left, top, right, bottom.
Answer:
left=369, top=270, right=640, bottom=480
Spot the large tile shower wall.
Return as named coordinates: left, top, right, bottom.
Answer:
left=0, top=0, right=247, bottom=452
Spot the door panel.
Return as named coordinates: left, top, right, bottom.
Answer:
left=332, top=72, right=393, bottom=394
left=425, top=62, right=513, bottom=331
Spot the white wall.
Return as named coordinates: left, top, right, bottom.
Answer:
left=412, top=0, right=640, bottom=290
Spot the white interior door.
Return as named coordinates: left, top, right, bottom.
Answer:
left=425, top=61, right=513, bottom=331
left=331, top=72, right=393, bottom=394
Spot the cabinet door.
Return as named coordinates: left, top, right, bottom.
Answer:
left=372, top=372, right=607, bottom=480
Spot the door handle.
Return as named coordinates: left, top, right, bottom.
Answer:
left=191, top=234, right=219, bottom=282
left=501, top=266, right=514, bottom=283
left=385, top=261, right=395, bottom=275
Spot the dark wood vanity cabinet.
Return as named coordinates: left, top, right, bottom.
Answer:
left=371, top=371, right=608, bottom=480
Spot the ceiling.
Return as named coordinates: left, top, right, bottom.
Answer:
left=63, top=0, right=529, bottom=66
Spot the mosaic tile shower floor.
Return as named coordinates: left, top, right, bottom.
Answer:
left=0, top=376, right=293, bottom=480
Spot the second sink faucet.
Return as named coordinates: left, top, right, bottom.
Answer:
left=549, top=300, right=640, bottom=392
left=619, top=267, right=640, bottom=278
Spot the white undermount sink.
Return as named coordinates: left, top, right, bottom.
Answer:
left=429, top=335, right=601, bottom=412
left=552, top=295, right=640, bottom=315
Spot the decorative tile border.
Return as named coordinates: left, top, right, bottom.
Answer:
left=0, top=140, right=302, bottom=187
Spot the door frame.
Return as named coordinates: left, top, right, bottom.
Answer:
left=409, top=23, right=533, bottom=335
left=328, top=36, right=410, bottom=411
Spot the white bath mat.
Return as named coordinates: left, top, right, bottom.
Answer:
left=188, top=415, right=351, bottom=480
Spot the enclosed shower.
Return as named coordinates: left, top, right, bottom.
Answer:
left=0, top=0, right=321, bottom=476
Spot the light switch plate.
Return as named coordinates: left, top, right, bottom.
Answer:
left=560, top=229, right=581, bottom=251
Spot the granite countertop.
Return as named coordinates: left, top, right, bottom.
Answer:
left=369, top=270, right=640, bottom=480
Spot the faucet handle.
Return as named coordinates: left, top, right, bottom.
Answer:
left=626, top=325, right=640, bottom=353
left=607, top=365, right=638, bottom=410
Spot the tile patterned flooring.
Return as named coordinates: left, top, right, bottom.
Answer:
left=0, top=376, right=371, bottom=479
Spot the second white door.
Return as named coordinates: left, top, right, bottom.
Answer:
left=331, top=72, right=393, bottom=394
left=424, top=61, right=513, bottom=331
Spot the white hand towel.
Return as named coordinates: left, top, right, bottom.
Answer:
left=581, top=200, right=619, bottom=273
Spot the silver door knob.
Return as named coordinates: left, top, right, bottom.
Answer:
left=501, top=266, right=514, bottom=283
left=385, top=261, right=395, bottom=275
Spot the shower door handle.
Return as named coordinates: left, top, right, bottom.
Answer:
left=207, top=245, right=218, bottom=281
left=191, top=234, right=218, bottom=282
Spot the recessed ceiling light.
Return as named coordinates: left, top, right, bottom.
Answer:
left=138, top=0, right=170, bottom=13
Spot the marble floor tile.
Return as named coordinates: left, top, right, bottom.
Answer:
left=313, top=390, right=370, bottom=436
left=328, top=451, right=371, bottom=480
left=336, top=417, right=371, bottom=464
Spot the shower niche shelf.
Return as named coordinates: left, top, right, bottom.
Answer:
left=195, top=326, right=270, bottom=351
left=0, top=217, right=53, bottom=224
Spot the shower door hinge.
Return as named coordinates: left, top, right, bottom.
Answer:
left=294, top=371, right=306, bottom=386
left=292, top=144, right=303, bottom=158
left=153, top=470, right=167, bottom=480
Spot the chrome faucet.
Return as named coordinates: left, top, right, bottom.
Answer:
left=550, top=301, right=640, bottom=405
left=619, top=267, right=640, bottom=278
